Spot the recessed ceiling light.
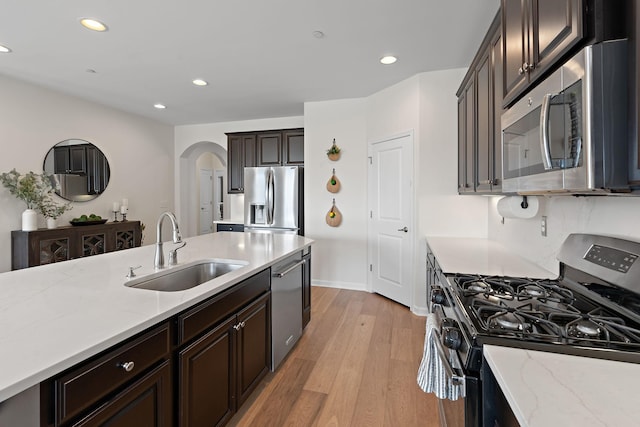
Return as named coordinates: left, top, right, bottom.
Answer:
left=0, top=45, right=12, bottom=53
left=86, top=69, right=97, bottom=74
left=80, top=18, right=108, bottom=32
left=312, top=30, right=325, bottom=39
left=192, top=79, right=208, bottom=86
left=153, top=103, right=166, bottom=109
left=380, top=55, right=397, bottom=65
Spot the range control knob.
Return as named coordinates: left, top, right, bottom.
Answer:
left=431, top=288, right=446, bottom=305
left=442, top=326, right=463, bottom=351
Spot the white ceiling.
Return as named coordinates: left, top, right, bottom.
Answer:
left=0, top=0, right=499, bottom=126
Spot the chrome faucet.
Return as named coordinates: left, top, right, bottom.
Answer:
left=154, top=211, right=183, bottom=269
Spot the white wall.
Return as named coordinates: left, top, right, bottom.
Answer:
left=0, top=74, right=174, bottom=273
left=488, top=195, right=640, bottom=275
left=304, top=69, right=489, bottom=312
left=304, top=99, right=368, bottom=290
left=174, top=116, right=304, bottom=228
left=414, top=69, right=489, bottom=312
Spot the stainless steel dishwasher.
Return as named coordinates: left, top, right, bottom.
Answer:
left=271, top=251, right=305, bottom=370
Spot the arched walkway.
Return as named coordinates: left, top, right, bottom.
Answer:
left=178, top=141, right=227, bottom=237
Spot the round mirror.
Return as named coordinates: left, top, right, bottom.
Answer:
left=43, top=139, right=111, bottom=202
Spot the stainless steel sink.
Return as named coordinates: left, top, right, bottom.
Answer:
left=125, top=259, right=247, bottom=292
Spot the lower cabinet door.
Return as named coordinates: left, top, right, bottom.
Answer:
left=73, top=361, right=172, bottom=427
left=236, top=293, right=271, bottom=406
left=178, top=316, right=236, bottom=427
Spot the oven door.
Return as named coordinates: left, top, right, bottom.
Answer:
left=430, top=305, right=481, bottom=427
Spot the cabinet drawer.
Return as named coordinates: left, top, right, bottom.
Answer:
left=178, top=269, right=270, bottom=345
left=55, top=323, right=170, bottom=425
left=216, top=223, right=244, bottom=232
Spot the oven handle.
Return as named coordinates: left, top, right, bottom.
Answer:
left=430, top=305, right=466, bottom=387
left=432, top=328, right=466, bottom=387
left=540, top=93, right=555, bottom=170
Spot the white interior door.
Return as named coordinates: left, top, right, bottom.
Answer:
left=199, top=169, right=213, bottom=234
left=368, top=133, right=413, bottom=306
left=213, top=170, right=225, bottom=220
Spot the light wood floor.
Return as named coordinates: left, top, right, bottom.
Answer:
left=228, top=286, right=440, bottom=427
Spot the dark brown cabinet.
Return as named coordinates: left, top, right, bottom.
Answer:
left=227, top=134, right=256, bottom=193
left=457, top=12, right=502, bottom=194
left=178, top=316, right=236, bottom=427
left=11, top=221, right=142, bottom=270
left=256, top=132, right=282, bottom=166
left=177, top=290, right=270, bottom=427
left=235, top=293, right=271, bottom=406
left=458, top=79, right=475, bottom=193
left=41, top=323, right=171, bottom=427
left=282, top=129, right=305, bottom=165
left=73, top=361, right=172, bottom=427
left=226, top=128, right=303, bottom=193
left=215, top=223, right=244, bottom=232
left=502, top=0, right=584, bottom=106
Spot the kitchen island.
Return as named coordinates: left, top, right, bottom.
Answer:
left=0, top=231, right=312, bottom=424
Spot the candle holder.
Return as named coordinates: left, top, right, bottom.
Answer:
left=121, top=212, right=128, bottom=222
left=112, top=210, right=120, bottom=222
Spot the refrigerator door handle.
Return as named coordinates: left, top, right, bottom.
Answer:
left=266, top=169, right=275, bottom=225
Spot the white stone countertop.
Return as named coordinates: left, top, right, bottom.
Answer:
left=213, top=220, right=244, bottom=224
left=0, top=231, right=312, bottom=402
left=426, top=236, right=556, bottom=278
left=484, top=345, right=640, bottom=426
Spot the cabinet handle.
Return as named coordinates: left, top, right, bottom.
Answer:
left=118, top=361, right=135, bottom=372
left=233, top=322, right=246, bottom=331
left=519, top=62, right=532, bottom=75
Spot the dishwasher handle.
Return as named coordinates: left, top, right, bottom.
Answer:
left=273, top=259, right=306, bottom=278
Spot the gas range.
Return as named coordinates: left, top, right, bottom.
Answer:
left=424, top=234, right=640, bottom=426
left=430, top=234, right=640, bottom=371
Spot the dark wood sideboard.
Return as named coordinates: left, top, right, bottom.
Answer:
left=11, top=221, right=142, bottom=270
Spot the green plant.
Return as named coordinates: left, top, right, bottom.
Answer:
left=0, top=169, right=73, bottom=218
left=38, top=197, right=72, bottom=220
left=326, top=139, right=341, bottom=155
left=0, top=169, right=54, bottom=209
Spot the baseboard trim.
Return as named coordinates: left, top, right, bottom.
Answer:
left=311, top=280, right=368, bottom=292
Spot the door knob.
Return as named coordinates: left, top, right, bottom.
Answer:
left=397, top=226, right=408, bottom=232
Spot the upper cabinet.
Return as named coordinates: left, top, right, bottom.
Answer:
left=502, top=0, right=627, bottom=107
left=227, top=128, right=304, bottom=193
left=457, top=12, right=503, bottom=194
left=227, top=134, right=257, bottom=193
left=502, top=0, right=583, bottom=106
left=256, top=132, right=282, bottom=166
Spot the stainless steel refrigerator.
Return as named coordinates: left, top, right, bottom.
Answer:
left=243, top=166, right=303, bottom=234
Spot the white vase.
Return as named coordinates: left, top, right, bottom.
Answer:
left=22, top=209, right=37, bottom=231
left=46, top=217, right=57, bottom=229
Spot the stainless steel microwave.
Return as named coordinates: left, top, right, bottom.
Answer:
left=501, top=40, right=629, bottom=195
